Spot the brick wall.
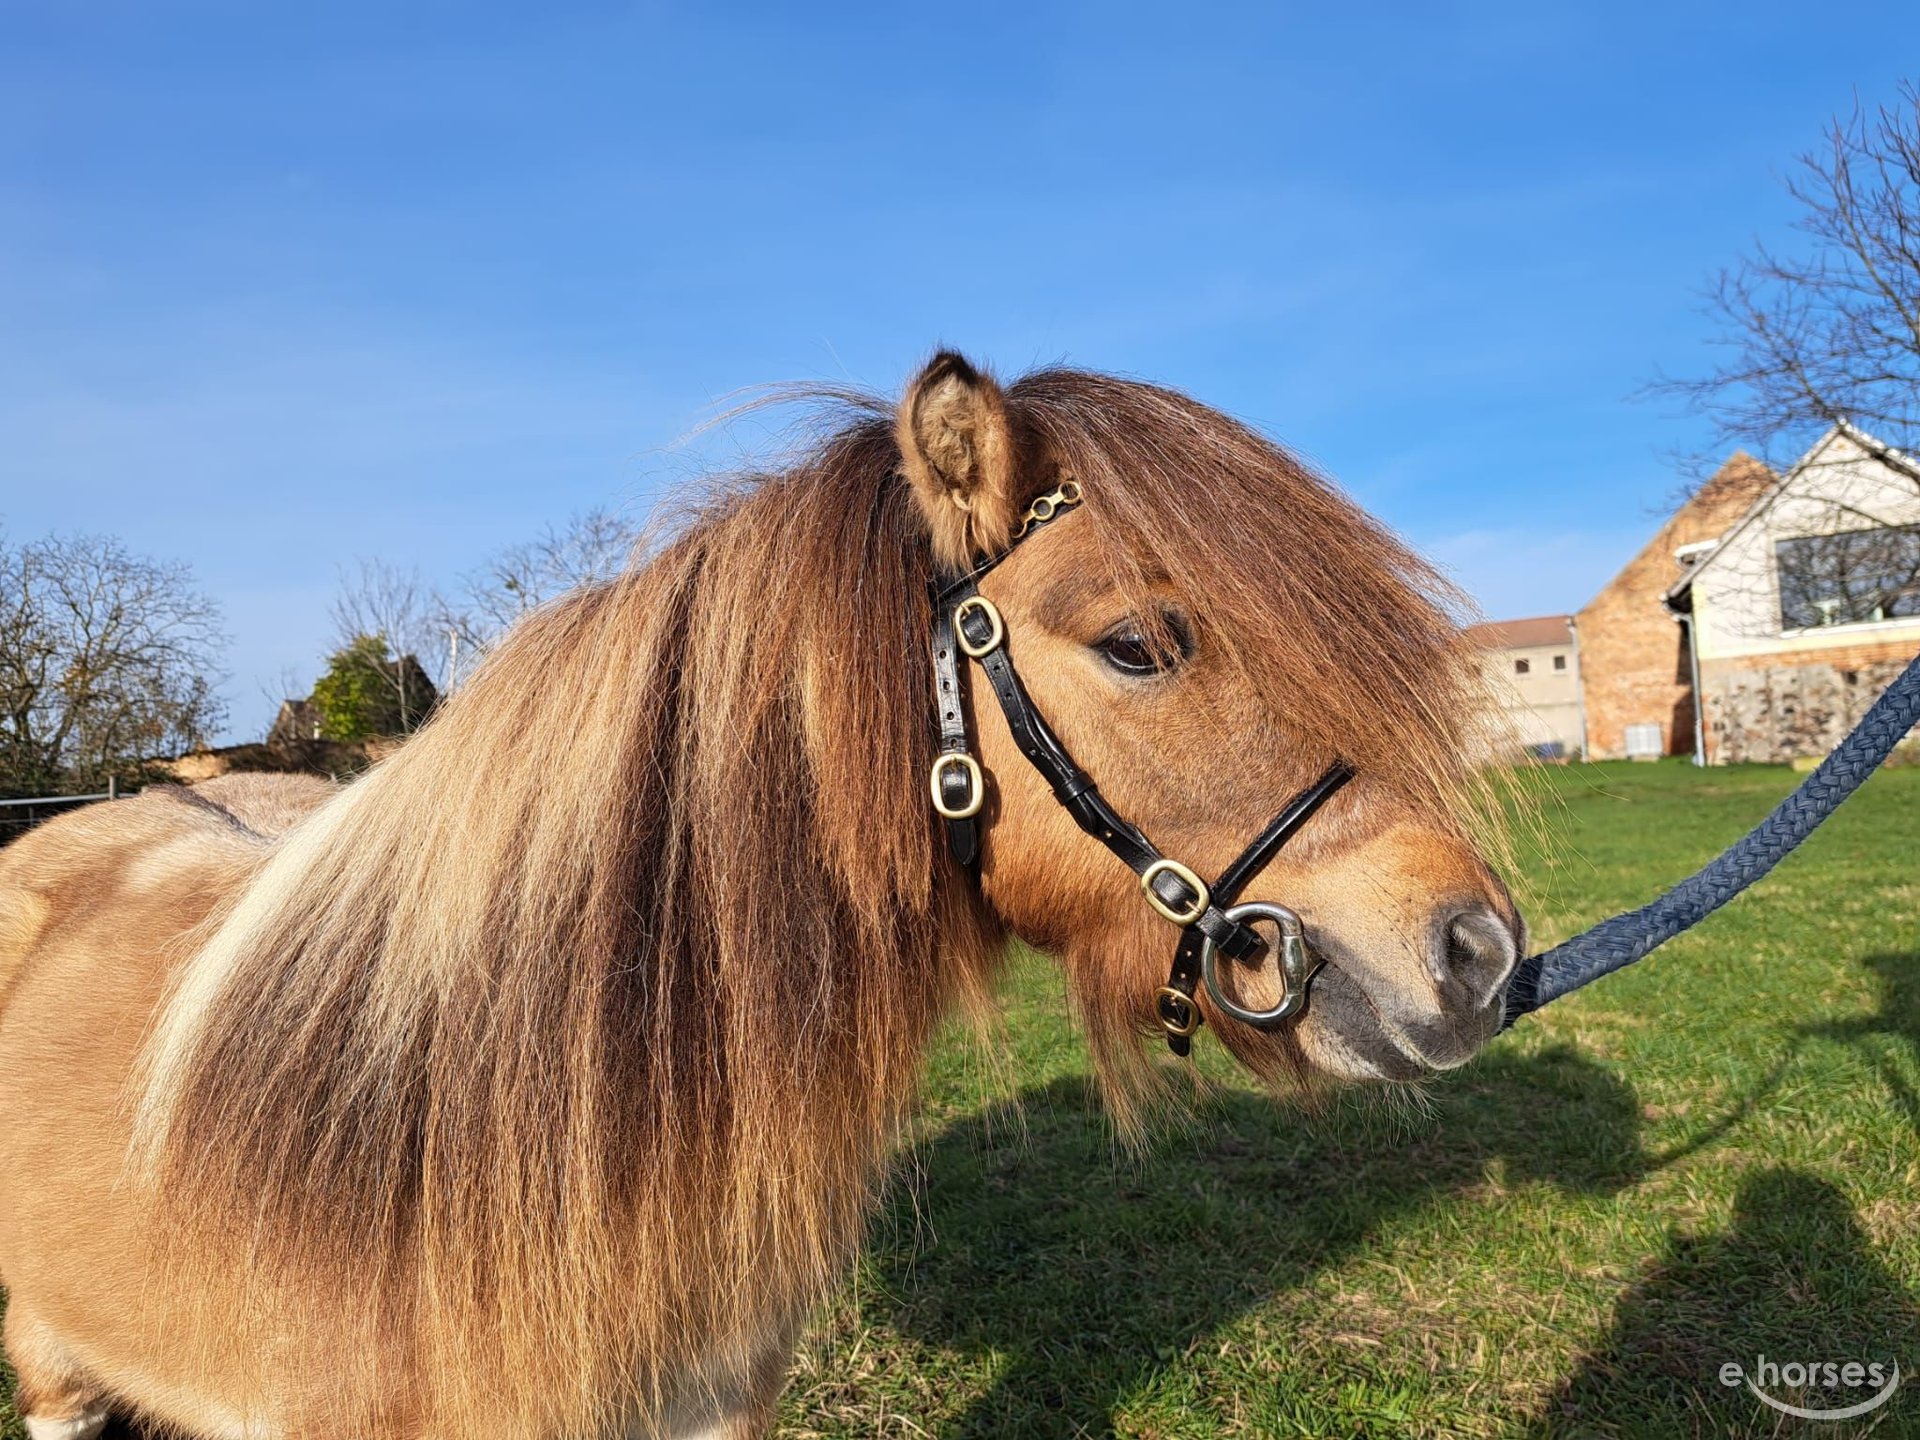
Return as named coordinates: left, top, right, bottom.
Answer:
left=1701, top=639, right=1920, bottom=763
left=1577, top=455, right=1775, bottom=759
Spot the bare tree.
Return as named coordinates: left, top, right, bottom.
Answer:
left=0, top=530, right=227, bottom=795
left=1653, top=84, right=1920, bottom=463
left=438, top=507, right=643, bottom=680
left=1647, top=84, right=1920, bottom=646
left=331, top=559, right=442, bottom=732
left=327, top=511, right=644, bottom=701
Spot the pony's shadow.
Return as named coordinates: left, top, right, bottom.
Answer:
left=1530, top=1167, right=1920, bottom=1436
left=864, top=1045, right=1651, bottom=1437
left=1800, top=951, right=1920, bottom=1139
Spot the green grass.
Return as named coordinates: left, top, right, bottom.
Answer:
left=777, top=762, right=1920, bottom=1438
left=4, top=762, right=1917, bottom=1437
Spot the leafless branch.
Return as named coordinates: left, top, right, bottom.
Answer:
left=1647, top=83, right=1920, bottom=470
left=435, top=507, right=644, bottom=679
left=331, top=559, right=442, bottom=730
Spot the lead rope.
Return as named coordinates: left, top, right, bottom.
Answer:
left=1503, top=649, right=1920, bottom=1026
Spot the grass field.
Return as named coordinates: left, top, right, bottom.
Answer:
left=776, top=761, right=1919, bottom=1438
left=4, top=761, right=1917, bottom=1437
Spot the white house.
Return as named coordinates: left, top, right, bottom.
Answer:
left=1666, top=422, right=1920, bottom=763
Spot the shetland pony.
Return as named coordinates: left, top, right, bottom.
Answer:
left=0, top=354, right=1520, bottom=1439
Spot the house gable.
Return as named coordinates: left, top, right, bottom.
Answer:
left=1574, top=452, right=1776, bottom=759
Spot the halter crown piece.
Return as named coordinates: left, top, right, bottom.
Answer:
left=926, top=481, right=1354, bottom=1055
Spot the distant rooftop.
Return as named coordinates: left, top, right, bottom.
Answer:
left=1466, top=614, right=1575, bottom=650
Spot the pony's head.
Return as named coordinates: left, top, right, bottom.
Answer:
left=896, top=352, right=1521, bottom=1108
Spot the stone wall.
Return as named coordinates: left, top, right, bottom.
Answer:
left=1700, top=641, right=1919, bottom=763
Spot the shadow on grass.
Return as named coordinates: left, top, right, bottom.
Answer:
left=1802, top=951, right=1920, bottom=1140
left=1531, top=1167, right=1919, bottom=1438
left=864, top=1044, right=1650, bottom=1437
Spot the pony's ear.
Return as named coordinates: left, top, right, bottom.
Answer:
left=896, top=351, right=1019, bottom=568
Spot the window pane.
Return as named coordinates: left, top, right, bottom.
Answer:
left=1514, top=658, right=1530, bottom=675
left=1777, top=524, right=1920, bottom=629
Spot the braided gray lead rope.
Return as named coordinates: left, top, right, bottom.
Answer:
left=1502, top=650, right=1920, bottom=1027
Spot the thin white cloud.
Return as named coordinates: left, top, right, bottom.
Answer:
left=1418, top=524, right=1645, bottom=622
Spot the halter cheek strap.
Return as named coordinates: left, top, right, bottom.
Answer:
left=927, top=482, right=1354, bottom=1055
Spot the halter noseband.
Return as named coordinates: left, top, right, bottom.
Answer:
left=928, top=482, right=1354, bottom=1055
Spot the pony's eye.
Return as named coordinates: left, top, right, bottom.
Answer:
left=1100, top=630, right=1158, bottom=674
left=1096, top=615, right=1192, bottom=677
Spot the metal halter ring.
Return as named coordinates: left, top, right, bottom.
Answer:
left=1139, top=857, right=1209, bottom=926
left=928, top=752, right=984, bottom=820
left=1199, top=901, right=1321, bottom=1027
left=953, top=595, right=1005, bottom=658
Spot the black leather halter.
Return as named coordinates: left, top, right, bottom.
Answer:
left=928, top=481, right=1354, bottom=1055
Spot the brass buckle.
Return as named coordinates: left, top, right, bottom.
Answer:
left=953, top=596, right=1005, bottom=658
left=929, top=752, right=984, bottom=820
left=1156, top=984, right=1201, bottom=1038
left=1139, top=858, right=1209, bottom=926
left=1199, top=901, right=1320, bottom=1026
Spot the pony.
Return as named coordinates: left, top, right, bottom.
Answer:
left=0, top=354, right=1522, bottom=1439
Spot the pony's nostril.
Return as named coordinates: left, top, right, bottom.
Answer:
left=1435, top=905, right=1520, bottom=1009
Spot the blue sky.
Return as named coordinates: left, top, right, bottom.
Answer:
left=4, top=2, right=1917, bottom=741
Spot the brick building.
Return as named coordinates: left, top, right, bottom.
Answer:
left=1575, top=453, right=1775, bottom=759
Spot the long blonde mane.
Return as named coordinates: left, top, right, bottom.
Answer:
left=135, top=370, right=1487, bottom=1435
